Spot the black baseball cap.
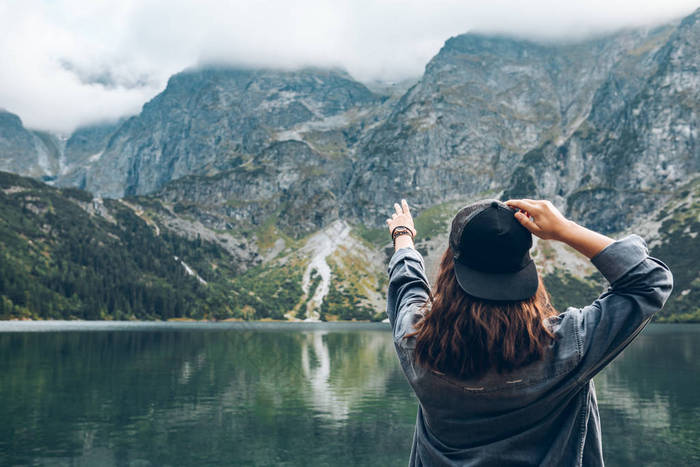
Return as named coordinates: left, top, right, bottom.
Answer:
left=448, top=199, right=538, bottom=301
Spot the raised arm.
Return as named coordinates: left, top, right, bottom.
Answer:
left=505, top=198, right=673, bottom=382
left=572, top=235, right=673, bottom=382
left=386, top=199, right=430, bottom=343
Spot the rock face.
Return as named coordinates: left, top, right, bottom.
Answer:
left=0, top=111, right=61, bottom=179
left=0, top=111, right=124, bottom=186
left=79, top=67, right=381, bottom=198
left=504, top=12, right=699, bottom=232
left=59, top=121, right=122, bottom=186
left=3, top=11, right=697, bottom=234
left=347, top=23, right=693, bottom=229
left=157, top=139, right=352, bottom=236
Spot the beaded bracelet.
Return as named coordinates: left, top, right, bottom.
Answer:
left=391, top=225, right=415, bottom=247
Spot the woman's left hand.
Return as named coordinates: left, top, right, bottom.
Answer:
left=386, top=199, right=417, bottom=238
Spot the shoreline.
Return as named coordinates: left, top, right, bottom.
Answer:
left=0, top=320, right=696, bottom=333
left=0, top=317, right=387, bottom=324
left=0, top=320, right=392, bottom=332
left=1, top=317, right=695, bottom=324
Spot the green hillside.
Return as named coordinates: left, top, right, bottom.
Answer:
left=0, top=171, right=302, bottom=321
left=0, top=171, right=697, bottom=322
left=647, top=180, right=700, bottom=322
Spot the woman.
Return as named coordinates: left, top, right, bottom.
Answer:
left=385, top=198, right=673, bottom=466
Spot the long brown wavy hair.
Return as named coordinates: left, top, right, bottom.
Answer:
left=407, top=248, right=558, bottom=379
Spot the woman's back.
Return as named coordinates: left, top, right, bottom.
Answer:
left=385, top=200, right=673, bottom=466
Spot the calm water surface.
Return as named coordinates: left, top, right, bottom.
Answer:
left=0, top=322, right=698, bottom=466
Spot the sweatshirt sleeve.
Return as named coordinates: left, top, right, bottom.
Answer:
left=571, top=234, right=674, bottom=384
left=386, top=247, right=431, bottom=344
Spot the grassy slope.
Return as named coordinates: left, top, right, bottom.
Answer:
left=349, top=189, right=699, bottom=322
left=262, top=190, right=698, bottom=323
left=0, top=170, right=696, bottom=322
left=0, top=171, right=304, bottom=321
left=646, top=180, right=700, bottom=322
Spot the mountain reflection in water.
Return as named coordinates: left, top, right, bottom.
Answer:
left=300, top=330, right=394, bottom=423
left=0, top=322, right=697, bottom=466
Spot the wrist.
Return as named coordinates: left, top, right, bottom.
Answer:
left=556, top=220, right=614, bottom=258
left=394, top=235, right=414, bottom=251
left=555, top=220, right=581, bottom=244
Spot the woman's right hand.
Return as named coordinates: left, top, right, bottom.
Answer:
left=504, top=198, right=614, bottom=258
left=504, top=199, right=573, bottom=241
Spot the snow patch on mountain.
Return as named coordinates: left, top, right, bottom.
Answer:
left=300, top=220, right=351, bottom=320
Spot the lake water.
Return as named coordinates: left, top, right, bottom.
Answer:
left=0, top=322, right=698, bottom=466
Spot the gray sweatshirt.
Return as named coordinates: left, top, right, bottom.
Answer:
left=386, top=235, right=673, bottom=466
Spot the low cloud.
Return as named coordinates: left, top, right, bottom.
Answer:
left=0, top=0, right=696, bottom=133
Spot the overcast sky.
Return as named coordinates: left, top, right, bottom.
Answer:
left=0, top=0, right=697, bottom=133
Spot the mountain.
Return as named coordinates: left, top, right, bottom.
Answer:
left=0, top=170, right=383, bottom=321
left=2, top=168, right=696, bottom=322
left=0, top=111, right=61, bottom=179
left=348, top=23, right=689, bottom=229
left=0, top=110, right=124, bottom=185
left=504, top=12, right=699, bottom=232
left=59, top=120, right=123, bottom=185
left=76, top=67, right=383, bottom=198
left=0, top=8, right=698, bottom=321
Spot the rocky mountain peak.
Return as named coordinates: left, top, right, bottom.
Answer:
left=0, top=109, right=61, bottom=178
left=0, top=9, right=697, bottom=234
left=75, top=65, right=380, bottom=198
left=0, top=110, right=24, bottom=128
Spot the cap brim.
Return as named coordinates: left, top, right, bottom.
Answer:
left=453, top=259, right=538, bottom=301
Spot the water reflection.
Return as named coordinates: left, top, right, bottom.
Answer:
left=300, top=331, right=394, bottom=422
left=0, top=323, right=697, bottom=466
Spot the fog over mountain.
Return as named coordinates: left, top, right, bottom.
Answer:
left=0, top=0, right=697, bottom=132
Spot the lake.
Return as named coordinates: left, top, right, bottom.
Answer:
left=0, top=322, right=698, bottom=466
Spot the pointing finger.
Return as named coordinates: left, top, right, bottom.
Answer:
left=401, top=199, right=411, bottom=216
left=394, top=203, right=402, bottom=215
